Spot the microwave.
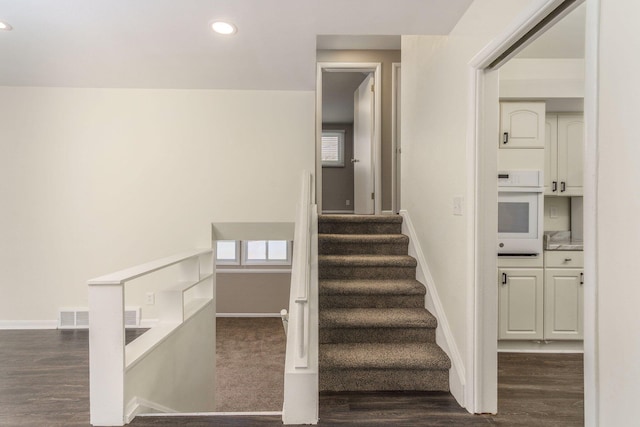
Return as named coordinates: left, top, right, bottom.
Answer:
left=497, top=170, right=544, bottom=255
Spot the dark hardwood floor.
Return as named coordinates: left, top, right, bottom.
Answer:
left=0, top=329, right=583, bottom=426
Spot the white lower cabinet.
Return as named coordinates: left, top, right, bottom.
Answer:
left=498, top=268, right=544, bottom=340
left=499, top=251, right=584, bottom=342
left=544, top=268, right=584, bottom=340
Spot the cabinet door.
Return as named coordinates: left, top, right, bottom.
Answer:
left=500, top=102, right=546, bottom=149
left=544, top=114, right=559, bottom=195
left=544, top=268, right=584, bottom=340
left=557, top=114, right=584, bottom=196
left=498, top=268, right=544, bottom=340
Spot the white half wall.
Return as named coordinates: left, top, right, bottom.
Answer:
left=592, top=1, right=640, bottom=424
left=400, top=0, right=536, bottom=409
left=0, top=87, right=314, bottom=322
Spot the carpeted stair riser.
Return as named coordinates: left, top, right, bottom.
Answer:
left=318, top=235, right=409, bottom=256
left=320, top=369, right=449, bottom=392
left=320, top=266, right=416, bottom=280
left=320, top=327, right=434, bottom=344
left=319, top=294, right=424, bottom=309
left=318, top=222, right=402, bottom=235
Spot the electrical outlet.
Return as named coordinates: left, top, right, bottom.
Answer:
left=346, top=199, right=350, bottom=206
left=550, top=207, right=559, bottom=218
left=145, top=292, right=155, bottom=305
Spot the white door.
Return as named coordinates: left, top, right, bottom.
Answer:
left=353, top=73, right=375, bottom=214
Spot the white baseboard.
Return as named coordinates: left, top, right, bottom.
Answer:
left=138, top=411, right=282, bottom=417
left=0, top=320, right=58, bottom=330
left=381, top=210, right=395, bottom=215
left=216, top=313, right=282, bottom=318
left=400, top=210, right=466, bottom=408
left=498, top=340, right=584, bottom=353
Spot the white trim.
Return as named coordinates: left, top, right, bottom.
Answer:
left=137, top=411, right=283, bottom=417
left=216, top=313, right=282, bottom=318
left=400, top=210, right=466, bottom=406
left=381, top=210, right=393, bottom=215
left=469, top=0, right=588, bottom=416
left=0, top=320, right=58, bottom=330
left=391, top=62, right=401, bottom=214
left=583, top=1, right=600, bottom=425
left=321, top=210, right=355, bottom=214
left=498, top=340, right=583, bottom=353
left=216, top=268, right=292, bottom=274
left=125, top=397, right=178, bottom=423
left=317, top=62, right=383, bottom=215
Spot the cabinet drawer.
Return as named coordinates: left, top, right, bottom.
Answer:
left=545, top=251, right=584, bottom=268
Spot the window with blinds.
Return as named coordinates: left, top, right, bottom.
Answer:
left=321, top=130, right=345, bottom=167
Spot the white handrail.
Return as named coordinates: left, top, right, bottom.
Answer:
left=282, top=170, right=318, bottom=425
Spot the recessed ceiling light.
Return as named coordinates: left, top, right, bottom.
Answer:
left=0, top=21, right=13, bottom=31
left=211, top=21, right=237, bottom=35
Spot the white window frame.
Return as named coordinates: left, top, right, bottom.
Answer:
left=241, top=240, right=293, bottom=266
left=215, top=240, right=241, bottom=265
left=321, top=130, right=345, bottom=167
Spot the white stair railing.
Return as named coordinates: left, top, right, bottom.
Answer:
left=282, top=170, right=319, bottom=425
left=88, top=249, right=215, bottom=426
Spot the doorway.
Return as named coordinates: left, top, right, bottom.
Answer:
left=316, top=63, right=382, bottom=215
left=470, top=0, right=592, bottom=417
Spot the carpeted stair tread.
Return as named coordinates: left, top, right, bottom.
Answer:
left=319, top=254, right=417, bottom=268
left=319, top=279, right=425, bottom=296
left=319, top=215, right=403, bottom=224
left=320, top=342, right=451, bottom=370
left=320, top=308, right=437, bottom=329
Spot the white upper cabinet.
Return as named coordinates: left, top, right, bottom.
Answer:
left=500, top=102, right=546, bottom=149
left=545, top=113, right=584, bottom=196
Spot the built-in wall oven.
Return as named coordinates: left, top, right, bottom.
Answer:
left=497, top=170, right=544, bottom=255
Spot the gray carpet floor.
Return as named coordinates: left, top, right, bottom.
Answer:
left=215, top=317, right=286, bottom=412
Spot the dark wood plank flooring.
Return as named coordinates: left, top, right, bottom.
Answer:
left=0, top=330, right=583, bottom=426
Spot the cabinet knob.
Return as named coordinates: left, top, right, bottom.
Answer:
left=552, top=181, right=558, bottom=192
left=564, top=258, right=572, bottom=262
left=503, top=132, right=509, bottom=144
left=561, top=181, right=566, bottom=192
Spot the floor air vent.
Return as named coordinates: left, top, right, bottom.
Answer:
left=58, top=307, right=141, bottom=329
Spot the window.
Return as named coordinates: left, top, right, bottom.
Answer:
left=215, top=240, right=240, bottom=265
left=243, top=240, right=291, bottom=265
left=215, top=240, right=292, bottom=266
left=321, top=130, right=345, bottom=167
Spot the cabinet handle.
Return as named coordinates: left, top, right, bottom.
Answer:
left=501, top=273, right=508, bottom=285
left=564, top=258, right=572, bottom=262
left=561, top=181, right=566, bottom=192
left=552, top=181, right=558, bottom=192
left=503, top=132, right=509, bottom=144
left=580, top=272, right=584, bottom=285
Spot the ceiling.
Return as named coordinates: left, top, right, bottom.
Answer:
left=0, top=0, right=473, bottom=90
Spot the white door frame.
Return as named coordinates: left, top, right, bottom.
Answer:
left=467, top=0, right=596, bottom=420
left=391, top=62, right=401, bottom=214
left=316, top=62, right=383, bottom=215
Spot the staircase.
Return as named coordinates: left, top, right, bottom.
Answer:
left=318, top=214, right=451, bottom=392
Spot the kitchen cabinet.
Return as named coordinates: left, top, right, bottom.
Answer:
left=498, top=268, right=544, bottom=340
left=500, top=102, right=546, bottom=149
left=543, top=251, right=584, bottom=340
left=545, top=113, right=584, bottom=196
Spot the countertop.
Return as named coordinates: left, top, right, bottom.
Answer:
left=544, top=231, right=583, bottom=251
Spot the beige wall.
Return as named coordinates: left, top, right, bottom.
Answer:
left=322, top=124, right=354, bottom=211
left=217, top=273, right=290, bottom=314
left=0, top=86, right=314, bottom=322
left=317, top=50, right=401, bottom=211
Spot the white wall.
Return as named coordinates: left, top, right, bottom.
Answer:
left=0, top=87, right=314, bottom=322
left=593, top=1, right=640, bottom=424
left=400, top=0, right=534, bottom=405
